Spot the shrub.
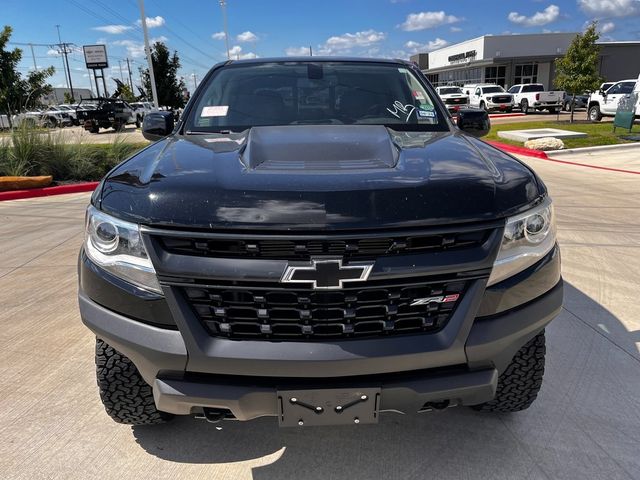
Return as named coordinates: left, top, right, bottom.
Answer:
left=0, top=125, right=148, bottom=181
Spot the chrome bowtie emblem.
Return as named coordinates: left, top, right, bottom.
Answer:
left=281, top=259, right=374, bottom=290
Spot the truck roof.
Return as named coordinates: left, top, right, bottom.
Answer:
left=226, top=56, right=413, bottom=66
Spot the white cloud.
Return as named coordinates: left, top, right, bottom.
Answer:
left=399, top=11, right=461, bottom=31
left=212, top=31, right=226, bottom=40
left=228, top=45, right=258, bottom=59
left=136, top=16, right=165, bottom=28
left=600, top=21, right=616, bottom=33
left=113, top=36, right=167, bottom=58
left=508, top=5, right=560, bottom=27
left=323, top=29, right=386, bottom=53
left=236, top=31, right=258, bottom=42
left=450, top=26, right=463, bottom=32
left=578, top=0, right=640, bottom=18
left=405, top=38, right=450, bottom=53
left=47, top=49, right=60, bottom=56
left=93, top=25, right=132, bottom=34
left=285, top=46, right=312, bottom=56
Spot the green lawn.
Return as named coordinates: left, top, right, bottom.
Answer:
left=487, top=120, right=639, bottom=148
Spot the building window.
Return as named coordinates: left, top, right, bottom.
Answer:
left=432, top=67, right=482, bottom=87
left=514, top=63, right=538, bottom=84
left=485, top=66, right=506, bottom=86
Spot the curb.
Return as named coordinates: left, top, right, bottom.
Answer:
left=486, top=140, right=549, bottom=159
left=0, top=182, right=98, bottom=202
left=546, top=142, right=640, bottom=156
left=489, top=113, right=526, bottom=119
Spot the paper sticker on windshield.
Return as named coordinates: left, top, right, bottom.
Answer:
left=412, top=91, right=425, bottom=101
left=202, top=106, right=229, bottom=117
left=419, top=104, right=435, bottom=111
left=417, top=110, right=436, bottom=118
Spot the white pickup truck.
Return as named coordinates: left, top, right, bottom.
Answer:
left=463, top=84, right=514, bottom=112
left=435, top=86, right=469, bottom=113
left=587, top=79, right=640, bottom=122
left=507, top=84, right=564, bottom=114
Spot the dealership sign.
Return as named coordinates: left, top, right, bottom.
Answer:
left=83, top=45, right=109, bottom=69
left=448, top=50, right=477, bottom=64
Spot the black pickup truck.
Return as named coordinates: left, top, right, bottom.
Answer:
left=76, top=97, right=136, bottom=133
left=78, top=58, right=562, bottom=427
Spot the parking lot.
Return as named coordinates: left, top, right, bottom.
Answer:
left=0, top=147, right=639, bottom=479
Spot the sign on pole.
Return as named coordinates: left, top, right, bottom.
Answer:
left=83, top=45, right=109, bottom=69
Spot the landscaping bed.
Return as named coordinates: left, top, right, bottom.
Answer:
left=485, top=120, right=638, bottom=149
left=0, top=126, right=148, bottom=184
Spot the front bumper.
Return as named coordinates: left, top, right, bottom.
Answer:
left=79, top=244, right=563, bottom=419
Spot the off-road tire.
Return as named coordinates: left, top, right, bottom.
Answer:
left=95, top=338, right=172, bottom=425
left=479, top=101, right=486, bottom=111
left=472, top=330, right=546, bottom=413
left=520, top=99, right=529, bottom=114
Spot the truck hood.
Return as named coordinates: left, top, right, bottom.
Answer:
left=98, top=125, right=542, bottom=231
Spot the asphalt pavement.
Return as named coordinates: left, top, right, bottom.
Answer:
left=0, top=146, right=639, bottom=480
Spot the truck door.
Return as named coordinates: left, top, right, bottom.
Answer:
left=602, top=82, right=635, bottom=114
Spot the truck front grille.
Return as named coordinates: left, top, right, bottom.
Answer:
left=182, top=278, right=466, bottom=340
left=445, top=97, right=467, bottom=105
left=491, top=96, right=511, bottom=104
left=159, top=230, right=488, bottom=260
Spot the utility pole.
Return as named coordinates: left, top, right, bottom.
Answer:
left=192, top=70, right=197, bottom=90
left=29, top=44, right=38, bottom=71
left=118, top=60, right=125, bottom=82
left=55, top=25, right=75, bottom=101
left=309, top=45, right=313, bottom=56
left=138, top=0, right=159, bottom=108
left=126, top=58, right=134, bottom=90
left=219, top=0, right=230, bottom=60
left=55, top=25, right=69, bottom=89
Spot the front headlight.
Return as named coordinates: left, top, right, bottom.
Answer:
left=84, top=206, right=162, bottom=294
left=487, top=197, right=556, bottom=286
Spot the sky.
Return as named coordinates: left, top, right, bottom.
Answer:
left=4, top=0, right=640, bottom=95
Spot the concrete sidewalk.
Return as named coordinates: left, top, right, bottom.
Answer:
left=1, top=149, right=639, bottom=479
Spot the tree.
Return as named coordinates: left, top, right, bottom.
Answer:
left=554, top=22, right=604, bottom=123
left=141, top=41, right=186, bottom=109
left=0, top=25, right=54, bottom=125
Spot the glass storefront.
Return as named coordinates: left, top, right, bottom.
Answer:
left=484, top=66, right=506, bottom=86
left=514, top=63, right=538, bottom=84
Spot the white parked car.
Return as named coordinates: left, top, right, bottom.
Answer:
left=507, top=84, right=564, bottom=114
left=43, top=106, right=74, bottom=127
left=12, top=108, right=72, bottom=128
left=587, top=79, right=640, bottom=121
left=463, top=84, right=514, bottom=112
left=130, top=101, right=157, bottom=127
left=56, top=105, right=81, bottom=126
left=435, top=86, right=469, bottom=113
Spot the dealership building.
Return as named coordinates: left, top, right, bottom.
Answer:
left=412, top=32, right=640, bottom=89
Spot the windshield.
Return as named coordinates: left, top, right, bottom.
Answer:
left=186, top=62, right=445, bottom=132
left=439, top=87, right=463, bottom=95
left=483, top=86, right=505, bottom=94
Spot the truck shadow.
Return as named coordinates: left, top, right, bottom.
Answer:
left=132, top=281, right=640, bottom=479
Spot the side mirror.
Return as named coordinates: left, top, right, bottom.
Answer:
left=142, top=111, right=174, bottom=141
left=457, top=109, right=490, bottom=138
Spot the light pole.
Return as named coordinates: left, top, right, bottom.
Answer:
left=219, top=0, right=230, bottom=60
left=138, top=0, right=160, bottom=108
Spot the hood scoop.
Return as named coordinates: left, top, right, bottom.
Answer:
left=240, top=125, right=399, bottom=171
